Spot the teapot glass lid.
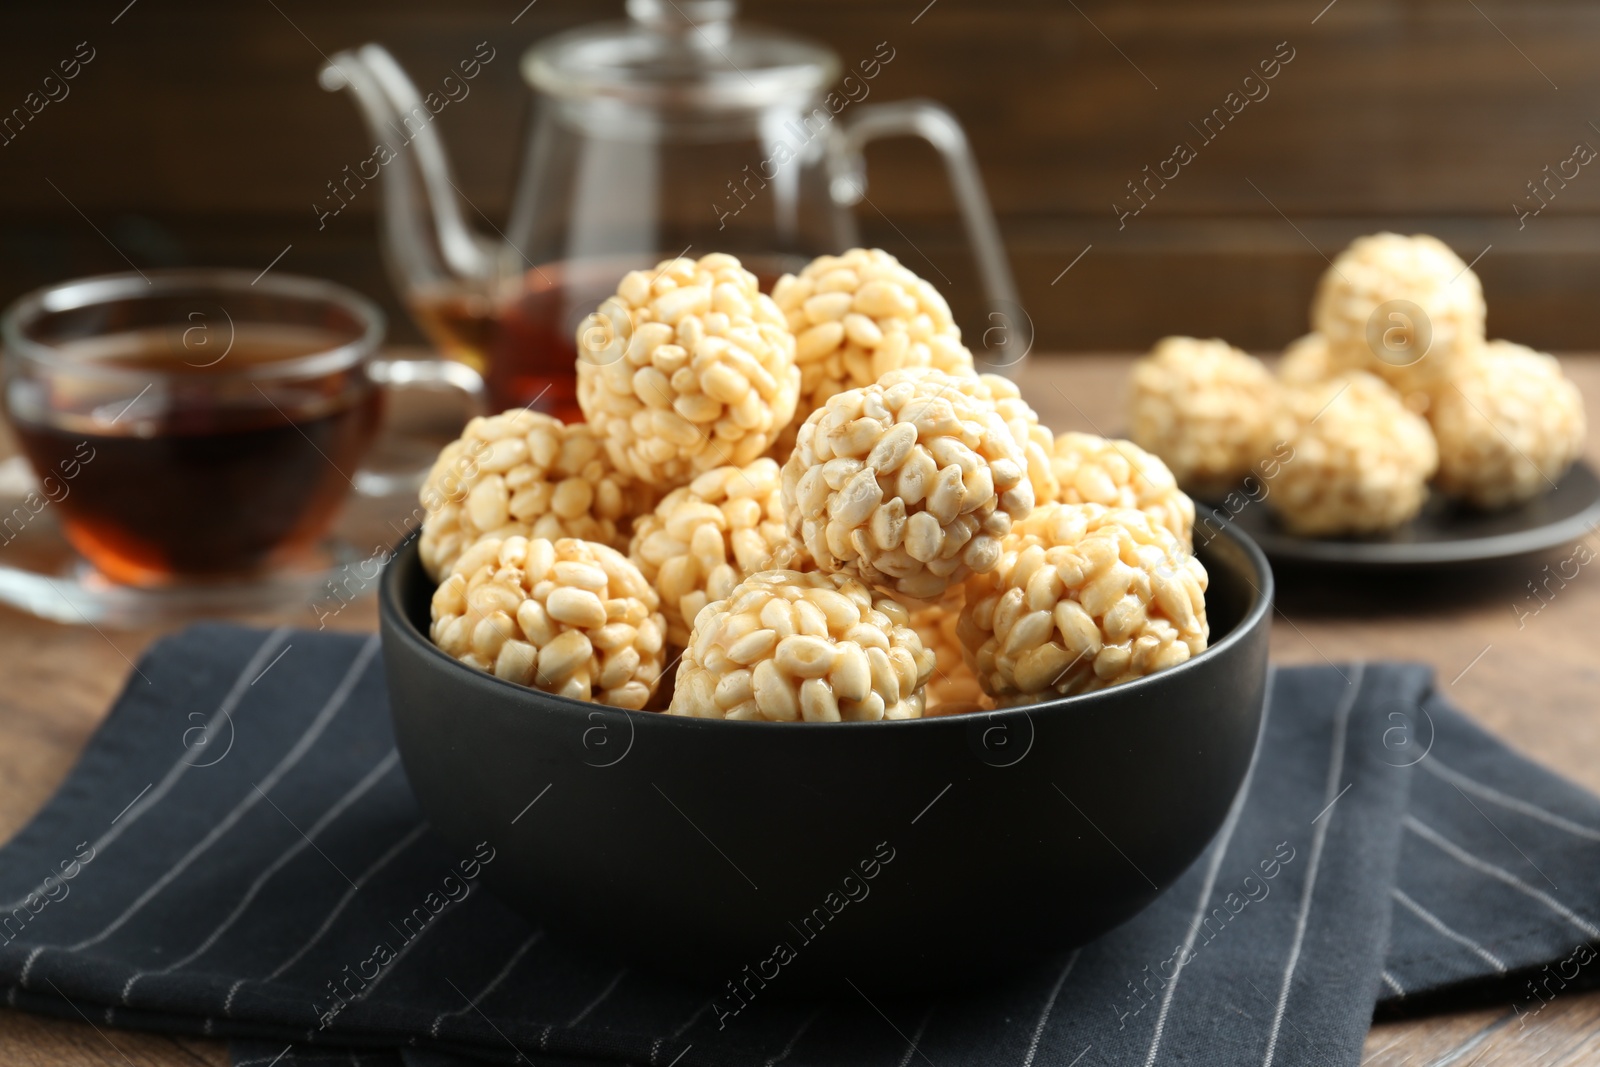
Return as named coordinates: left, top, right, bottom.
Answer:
left=523, top=0, right=840, bottom=111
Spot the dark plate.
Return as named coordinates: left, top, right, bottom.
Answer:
left=377, top=525, right=1274, bottom=990
left=1202, top=460, right=1600, bottom=568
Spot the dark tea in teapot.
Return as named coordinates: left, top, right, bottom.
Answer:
left=409, top=253, right=804, bottom=419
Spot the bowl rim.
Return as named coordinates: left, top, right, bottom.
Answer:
left=379, top=520, right=1275, bottom=732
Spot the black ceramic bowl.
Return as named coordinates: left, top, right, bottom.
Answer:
left=378, top=524, right=1273, bottom=991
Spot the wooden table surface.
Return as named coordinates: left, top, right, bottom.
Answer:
left=2, top=353, right=1598, bottom=1066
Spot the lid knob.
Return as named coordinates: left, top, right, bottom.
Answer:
left=626, top=0, right=736, bottom=35
left=527, top=0, right=838, bottom=108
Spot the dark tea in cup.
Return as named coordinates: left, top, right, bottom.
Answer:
left=1, top=272, right=399, bottom=585
left=10, top=328, right=381, bottom=583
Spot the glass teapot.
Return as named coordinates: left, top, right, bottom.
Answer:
left=320, top=0, right=1022, bottom=419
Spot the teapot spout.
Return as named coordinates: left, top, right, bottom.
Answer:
left=319, top=44, right=492, bottom=290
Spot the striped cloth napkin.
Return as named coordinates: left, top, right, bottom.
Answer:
left=0, top=624, right=1596, bottom=1067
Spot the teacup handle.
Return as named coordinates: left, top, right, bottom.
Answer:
left=355, top=357, right=487, bottom=498
left=828, top=100, right=1030, bottom=375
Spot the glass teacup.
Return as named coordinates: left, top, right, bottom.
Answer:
left=1, top=269, right=480, bottom=586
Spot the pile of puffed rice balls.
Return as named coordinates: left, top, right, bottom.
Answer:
left=1128, top=233, right=1587, bottom=536
left=421, top=250, right=1212, bottom=719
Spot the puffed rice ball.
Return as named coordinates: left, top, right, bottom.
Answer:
left=576, top=253, right=799, bottom=485
left=880, top=369, right=1060, bottom=505
left=910, top=602, right=989, bottom=715
left=668, top=569, right=935, bottom=722
left=431, top=536, right=666, bottom=709
left=419, top=410, right=641, bottom=580
left=772, top=248, right=974, bottom=446
left=950, top=372, right=1061, bottom=506
left=956, top=504, right=1208, bottom=704
left=781, top=367, right=1034, bottom=601
left=1047, top=432, right=1194, bottom=546
left=1311, top=233, right=1486, bottom=406
left=629, top=458, right=803, bottom=648
left=1429, top=340, right=1586, bottom=509
left=1128, top=337, right=1291, bottom=489
left=1278, top=333, right=1334, bottom=386
left=1268, top=372, right=1439, bottom=536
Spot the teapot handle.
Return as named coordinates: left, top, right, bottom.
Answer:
left=829, top=100, right=1030, bottom=375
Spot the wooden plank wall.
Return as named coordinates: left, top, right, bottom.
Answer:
left=0, top=0, right=1595, bottom=354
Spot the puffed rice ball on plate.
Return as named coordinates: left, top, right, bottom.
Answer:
left=1268, top=372, right=1439, bottom=536
left=1046, top=432, right=1194, bottom=546
left=1277, top=333, right=1334, bottom=386
left=576, top=252, right=799, bottom=485
left=1311, top=233, right=1486, bottom=407
left=431, top=536, right=667, bottom=709
left=1128, top=337, right=1291, bottom=490
left=668, top=569, right=936, bottom=722
left=956, top=503, right=1208, bottom=704
left=629, top=458, right=803, bottom=648
left=1429, top=340, right=1586, bottom=510
left=771, top=248, right=974, bottom=442
left=781, top=367, right=1034, bottom=601
left=418, top=410, right=641, bottom=580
